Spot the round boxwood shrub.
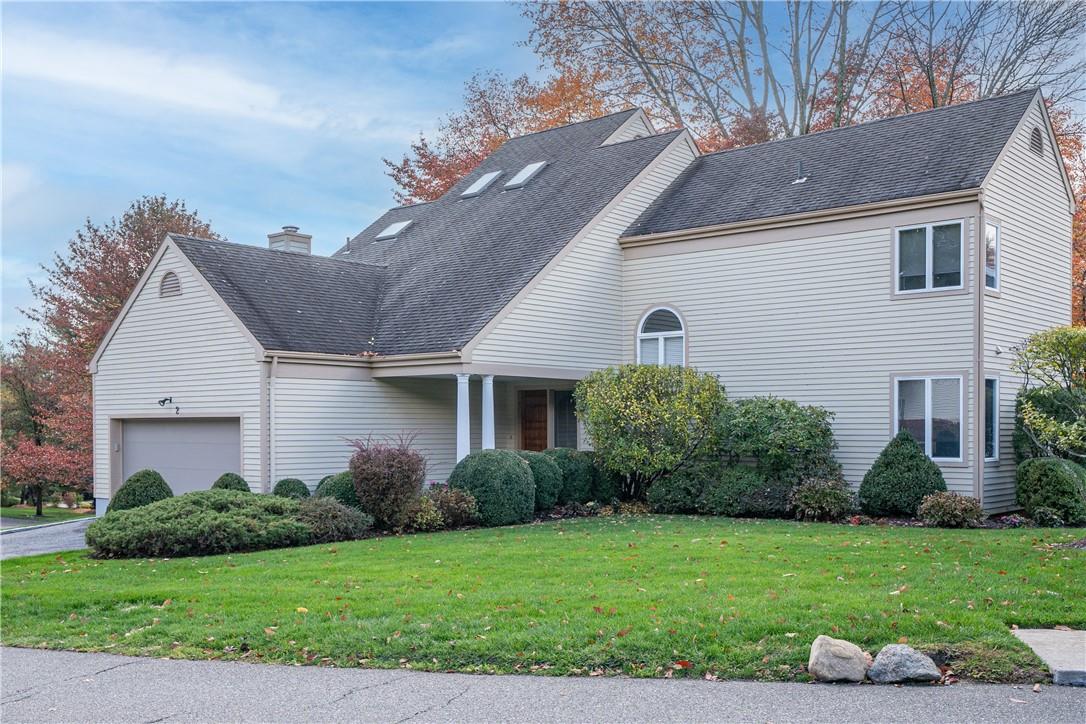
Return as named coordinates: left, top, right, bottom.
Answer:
left=517, top=451, right=562, bottom=511
left=295, top=496, right=372, bottom=543
left=273, top=478, right=310, bottom=500
left=107, top=469, right=173, bottom=513
left=918, top=491, right=985, bottom=528
left=1016, top=457, right=1086, bottom=526
left=698, top=465, right=790, bottom=518
left=349, top=437, right=426, bottom=530
left=542, top=448, right=594, bottom=504
left=86, top=490, right=309, bottom=558
left=212, top=472, right=250, bottom=492
left=314, top=471, right=360, bottom=509
left=448, top=450, right=535, bottom=526
left=858, top=431, right=947, bottom=517
left=790, top=476, right=855, bottom=522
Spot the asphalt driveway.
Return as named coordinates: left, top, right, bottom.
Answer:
left=0, top=519, right=91, bottom=560
left=2, top=648, right=1083, bottom=723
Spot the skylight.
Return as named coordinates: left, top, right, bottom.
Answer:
left=375, top=220, right=412, bottom=240
left=461, top=170, right=502, bottom=198
left=504, top=161, right=547, bottom=189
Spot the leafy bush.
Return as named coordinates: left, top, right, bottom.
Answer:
left=646, top=461, right=718, bottom=513
left=1013, top=326, right=1086, bottom=463
left=1015, top=457, right=1086, bottom=526
left=426, top=485, right=479, bottom=528
left=314, top=471, right=360, bottom=509
left=858, top=431, right=947, bottom=516
left=698, top=465, right=791, bottom=518
left=589, top=452, right=623, bottom=503
left=517, top=451, right=563, bottom=510
left=405, top=495, right=445, bottom=532
left=918, top=492, right=985, bottom=528
left=295, top=496, right=372, bottom=543
left=349, top=437, right=426, bottom=529
left=272, top=478, right=310, bottom=500
left=542, top=448, right=595, bottom=504
left=1031, top=506, right=1066, bottom=527
left=789, top=477, right=854, bottom=521
left=576, top=364, right=727, bottom=498
left=1014, top=386, right=1084, bottom=463
left=86, top=491, right=309, bottom=558
left=107, top=469, right=173, bottom=513
left=211, top=472, right=250, bottom=492
left=448, top=450, right=535, bottom=526
left=715, top=396, right=840, bottom=484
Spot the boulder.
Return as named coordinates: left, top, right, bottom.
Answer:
left=867, top=644, right=942, bottom=683
left=808, top=635, right=870, bottom=682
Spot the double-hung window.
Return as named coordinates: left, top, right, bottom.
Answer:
left=895, top=376, right=963, bottom=461
left=985, top=223, right=1000, bottom=290
left=896, top=221, right=963, bottom=293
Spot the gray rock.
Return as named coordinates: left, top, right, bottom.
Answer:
left=868, top=644, right=942, bottom=683
left=808, top=635, right=870, bottom=682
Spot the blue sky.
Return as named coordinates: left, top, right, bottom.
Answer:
left=1, top=1, right=537, bottom=339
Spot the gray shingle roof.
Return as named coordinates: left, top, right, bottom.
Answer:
left=171, top=235, right=384, bottom=355
left=622, top=89, right=1037, bottom=238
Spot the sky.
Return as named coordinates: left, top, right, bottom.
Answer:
left=1, top=1, right=537, bottom=340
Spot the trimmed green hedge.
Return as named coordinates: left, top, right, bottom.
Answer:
left=698, top=466, right=790, bottom=518
left=542, top=448, right=594, bottom=504
left=858, top=431, right=947, bottom=516
left=107, top=469, right=172, bottom=513
left=1016, top=457, right=1086, bottom=526
left=517, top=451, right=563, bottom=511
left=273, top=478, right=310, bottom=500
left=448, top=450, right=535, bottom=526
left=314, top=472, right=360, bottom=509
left=295, top=496, right=372, bottom=542
left=211, top=472, right=250, bottom=493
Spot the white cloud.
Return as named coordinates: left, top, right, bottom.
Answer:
left=4, top=28, right=325, bottom=129
left=2, top=163, right=40, bottom=204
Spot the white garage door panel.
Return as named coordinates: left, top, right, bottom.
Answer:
left=122, top=419, right=242, bottom=494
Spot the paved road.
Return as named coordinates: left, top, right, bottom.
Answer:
left=2, top=648, right=1083, bottom=723
left=0, top=519, right=91, bottom=560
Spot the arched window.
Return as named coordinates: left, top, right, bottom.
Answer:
left=637, top=307, right=685, bottom=366
left=159, top=271, right=181, bottom=297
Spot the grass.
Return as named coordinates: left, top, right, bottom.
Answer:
left=0, top=505, right=92, bottom=523
left=1, top=516, right=1083, bottom=682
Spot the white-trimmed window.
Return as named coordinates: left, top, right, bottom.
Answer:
left=637, top=308, right=684, bottom=366
left=985, top=223, right=1000, bottom=290
left=159, top=271, right=181, bottom=297
left=985, top=377, right=999, bottom=460
left=895, top=221, right=963, bottom=293
left=894, top=375, right=963, bottom=461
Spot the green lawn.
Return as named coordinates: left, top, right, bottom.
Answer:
left=2, top=516, right=1083, bottom=681
left=0, top=505, right=92, bottom=523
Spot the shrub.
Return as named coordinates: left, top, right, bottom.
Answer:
left=272, top=478, right=310, bottom=500
left=349, top=437, right=426, bottom=529
left=575, top=364, right=727, bottom=498
left=918, top=492, right=985, bottom=528
left=542, top=448, right=595, bottom=504
left=790, top=477, right=855, bottom=521
left=295, top=496, right=372, bottom=543
left=1015, top=457, right=1086, bottom=526
left=448, top=450, right=535, bottom=526
left=1031, top=506, right=1066, bottom=527
left=716, top=396, right=840, bottom=484
left=212, top=472, right=250, bottom=492
left=107, top=469, right=173, bottom=513
left=405, top=495, right=445, bottom=532
left=86, top=490, right=309, bottom=558
left=1014, top=386, right=1085, bottom=463
left=517, top=451, right=563, bottom=510
left=426, top=485, right=479, bottom=528
left=698, top=465, right=791, bottom=518
left=589, top=452, right=623, bottom=503
left=647, top=461, right=718, bottom=513
left=1012, top=326, right=1086, bottom=462
left=314, top=471, right=360, bottom=509
left=858, top=431, right=947, bottom=516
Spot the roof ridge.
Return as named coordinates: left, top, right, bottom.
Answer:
left=695, top=88, right=1039, bottom=160
left=170, top=234, right=387, bottom=270
left=497, top=107, right=640, bottom=143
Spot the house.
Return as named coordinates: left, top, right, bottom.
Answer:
left=90, top=89, right=1073, bottom=514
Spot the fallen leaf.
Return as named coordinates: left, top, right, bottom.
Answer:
left=1032, top=684, right=1041, bottom=693
left=673, top=660, right=693, bottom=669
left=296, top=607, right=308, bottom=614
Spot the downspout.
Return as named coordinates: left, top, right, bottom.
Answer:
left=270, top=355, right=279, bottom=490
left=974, top=198, right=986, bottom=505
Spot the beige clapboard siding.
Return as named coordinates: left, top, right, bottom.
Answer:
left=623, top=218, right=978, bottom=494
left=470, top=137, right=697, bottom=368
left=93, top=246, right=263, bottom=498
left=604, top=113, right=654, bottom=144
left=981, top=99, right=1074, bottom=511
left=271, top=377, right=517, bottom=487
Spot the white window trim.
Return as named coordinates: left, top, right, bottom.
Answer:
left=984, top=222, right=1000, bottom=291
left=636, top=306, right=686, bottom=367
left=893, top=375, right=964, bottom=463
left=985, top=376, right=999, bottom=461
left=893, top=220, right=965, bottom=294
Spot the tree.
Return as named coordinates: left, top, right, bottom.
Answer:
left=1013, top=326, right=1086, bottom=462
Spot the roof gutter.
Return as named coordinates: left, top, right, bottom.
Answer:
left=619, top=188, right=983, bottom=249
left=262, top=349, right=463, bottom=367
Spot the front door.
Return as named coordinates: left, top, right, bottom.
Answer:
left=519, top=390, right=548, bottom=451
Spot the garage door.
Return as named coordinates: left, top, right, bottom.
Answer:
left=122, top=418, right=242, bottom=495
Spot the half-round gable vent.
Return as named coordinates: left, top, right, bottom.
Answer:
left=1029, top=126, right=1044, bottom=155
left=160, top=271, right=181, bottom=297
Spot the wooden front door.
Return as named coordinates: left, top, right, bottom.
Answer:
left=519, top=390, right=548, bottom=451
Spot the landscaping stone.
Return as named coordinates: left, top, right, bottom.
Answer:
left=808, top=635, right=870, bottom=682
left=867, top=644, right=941, bottom=684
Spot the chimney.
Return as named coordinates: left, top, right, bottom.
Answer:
left=267, top=225, right=312, bottom=254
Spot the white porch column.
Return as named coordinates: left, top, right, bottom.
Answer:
left=456, top=373, right=471, bottom=461
left=481, top=375, right=495, bottom=450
